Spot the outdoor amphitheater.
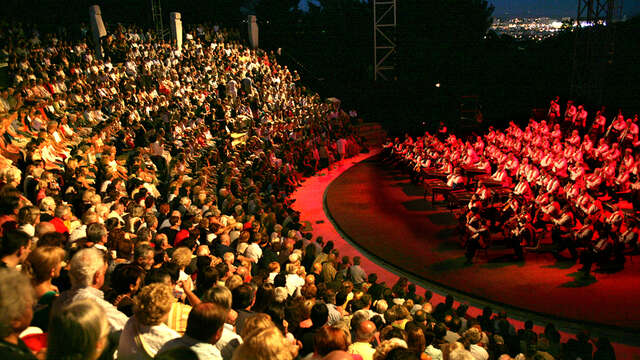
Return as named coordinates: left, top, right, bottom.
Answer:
left=0, top=1, right=639, bottom=360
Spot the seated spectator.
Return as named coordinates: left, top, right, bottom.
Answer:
left=23, top=245, right=66, bottom=330
left=348, top=320, right=376, bottom=360
left=0, top=229, right=32, bottom=269
left=0, top=269, right=38, bottom=359
left=106, top=264, right=145, bottom=317
left=47, top=299, right=110, bottom=360
left=232, top=327, right=296, bottom=360
left=462, top=328, right=488, bottom=360
left=158, top=302, right=229, bottom=359
left=202, top=286, right=243, bottom=360
left=117, top=283, right=180, bottom=358
left=313, top=325, right=352, bottom=358
left=56, top=247, right=129, bottom=331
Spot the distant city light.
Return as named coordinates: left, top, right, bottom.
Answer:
left=491, top=16, right=572, bottom=41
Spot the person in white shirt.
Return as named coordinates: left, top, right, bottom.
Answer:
left=118, top=283, right=180, bottom=359
left=56, top=248, right=129, bottom=331
left=348, top=320, right=376, bottom=360
left=424, top=330, right=443, bottom=360
left=462, top=328, right=489, bottom=360
left=200, top=285, right=243, bottom=360
left=244, top=237, right=263, bottom=263
left=285, top=263, right=305, bottom=297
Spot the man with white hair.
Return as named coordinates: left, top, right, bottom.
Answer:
left=0, top=269, right=38, bottom=360
left=38, top=196, right=56, bottom=222
left=55, top=247, right=129, bottom=330
left=1, top=167, right=22, bottom=189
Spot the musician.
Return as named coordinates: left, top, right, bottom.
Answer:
left=614, top=164, right=631, bottom=193
left=580, top=135, right=595, bottom=160
left=544, top=175, right=561, bottom=196
left=476, top=157, right=492, bottom=175
left=576, top=189, right=592, bottom=214
left=534, top=193, right=559, bottom=230
left=589, top=110, right=607, bottom=139
left=446, top=168, right=466, bottom=189
left=551, top=123, right=563, bottom=143
left=414, top=152, right=433, bottom=182
left=548, top=96, right=561, bottom=123
left=608, top=113, right=626, bottom=143
left=580, top=226, right=614, bottom=275
left=464, top=206, right=488, bottom=265
left=490, top=164, right=513, bottom=188
left=540, top=151, right=554, bottom=171
left=509, top=208, right=533, bottom=260
left=473, top=181, right=491, bottom=203
left=604, top=143, right=621, bottom=163
left=566, top=130, right=581, bottom=147
left=621, top=117, right=639, bottom=149
left=504, top=153, right=519, bottom=177
left=584, top=196, right=604, bottom=224
left=564, top=100, right=577, bottom=131
left=463, top=143, right=479, bottom=166
left=619, top=218, right=638, bottom=251
left=474, top=135, right=485, bottom=154
left=437, top=121, right=448, bottom=141
left=605, top=205, right=624, bottom=233
left=552, top=153, right=568, bottom=180
left=569, top=161, right=586, bottom=182
left=593, top=138, right=610, bottom=161
left=436, top=157, right=453, bottom=175
left=621, top=148, right=635, bottom=170
left=525, top=163, right=540, bottom=185
left=574, top=105, right=588, bottom=131
left=564, top=180, right=583, bottom=203
left=585, top=169, right=604, bottom=195
left=552, top=203, right=577, bottom=260
left=513, top=178, right=533, bottom=202
left=574, top=217, right=595, bottom=248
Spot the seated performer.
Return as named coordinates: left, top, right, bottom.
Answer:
left=552, top=203, right=577, bottom=260
left=580, top=226, right=614, bottom=275
left=509, top=208, right=534, bottom=260
left=464, top=207, right=489, bottom=265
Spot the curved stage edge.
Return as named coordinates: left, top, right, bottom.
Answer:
left=294, top=152, right=640, bottom=352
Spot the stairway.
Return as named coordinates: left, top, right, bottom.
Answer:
left=355, top=122, right=387, bottom=147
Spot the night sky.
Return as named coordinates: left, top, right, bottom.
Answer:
left=298, top=0, right=640, bottom=19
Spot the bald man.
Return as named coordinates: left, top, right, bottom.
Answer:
left=348, top=320, right=376, bottom=360
left=305, top=274, right=316, bottom=285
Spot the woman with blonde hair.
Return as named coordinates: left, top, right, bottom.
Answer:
left=171, top=246, right=194, bottom=300
left=239, top=313, right=276, bottom=339
left=23, top=245, right=66, bottom=330
left=232, top=326, right=296, bottom=360
left=47, top=299, right=110, bottom=360
left=117, top=283, right=180, bottom=359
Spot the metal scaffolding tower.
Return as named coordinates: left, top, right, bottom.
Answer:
left=373, top=0, right=397, bottom=81
left=151, top=0, right=167, bottom=40
left=570, top=0, right=622, bottom=103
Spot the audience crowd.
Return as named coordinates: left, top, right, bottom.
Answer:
left=0, top=21, right=618, bottom=360
left=387, top=98, right=640, bottom=271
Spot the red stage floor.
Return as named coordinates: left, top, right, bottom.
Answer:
left=324, top=157, right=640, bottom=328
left=291, top=152, right=640, bottom=356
